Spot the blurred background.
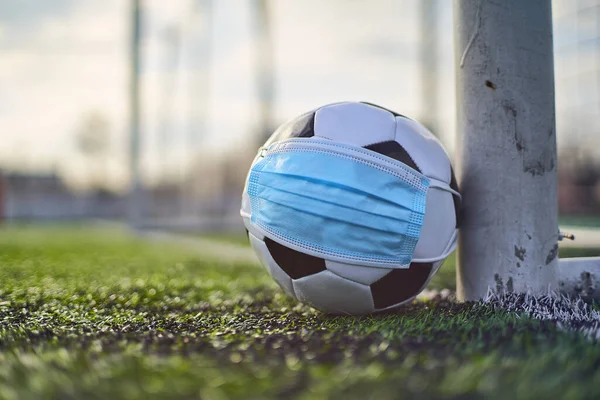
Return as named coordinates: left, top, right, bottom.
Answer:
left=0, top=0, right=598, bottom=231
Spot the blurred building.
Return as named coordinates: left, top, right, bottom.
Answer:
left=559, top=161, right=600, bottom=216
left=1, top=171, right=126, bottom=221
left=0, top=1, right=598, bottom=227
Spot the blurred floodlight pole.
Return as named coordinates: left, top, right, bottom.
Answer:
left=183, top=0, right=213, bottom=218
left=254, top=0, right=274, bottom=140
left=454, top=0, right=559, bottom=300
left=420, top=0, right=439, bottom=135
left=157, top=26, right=181, bottom=183
left=128, top=0, right=143, bottom=229
left=188, top=0, right=213, bottom=148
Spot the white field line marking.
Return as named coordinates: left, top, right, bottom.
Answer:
left=141, top=230, right=259, bottom=264
left=484, top=288, right=600, bottom=340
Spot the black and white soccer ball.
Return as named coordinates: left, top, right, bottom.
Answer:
left=241, top=102, right=460, bottom=314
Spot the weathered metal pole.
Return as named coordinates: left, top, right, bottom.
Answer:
left=128, top=0, right=143, bottom=229
left=454, top=0, right=559, bottom=300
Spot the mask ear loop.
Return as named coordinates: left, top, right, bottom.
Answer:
left=411, top=228, right=458, bottom=264
left=428, top=177, right=463, bottom=229
left=240, top=209, right=251, bottom=219
left=428, top=178, right=461, bottom=199
left=410, top=177, right=460, bottom=264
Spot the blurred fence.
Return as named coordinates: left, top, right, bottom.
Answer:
left=0, top=0, right=598, bottom=228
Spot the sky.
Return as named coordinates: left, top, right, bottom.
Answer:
left=0, top=0, right=597, bottom=190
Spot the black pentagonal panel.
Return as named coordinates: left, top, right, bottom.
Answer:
left=364, top=141, right=421, bottom=173
left=449, top=166, right=461, bottom=228
left=265, top=238, right=326, bottom=279
left=370, top=262, right=433, bottom=309
left=263, top=111, right=315, bottom=148
left=359, top=102, right=408, bottom=119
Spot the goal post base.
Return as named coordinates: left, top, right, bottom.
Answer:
left=558, top=257, right=600, bottom=302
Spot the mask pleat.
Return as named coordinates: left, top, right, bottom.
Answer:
left=250, top=177, right=416, bottom=223
left=251, top=182, right=418, bottom=236
left=257, top=170, right=418, bottom=213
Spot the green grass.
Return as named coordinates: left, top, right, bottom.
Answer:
left=559, top=215, right=600, bottom=228
left=197, top=232, right=253, bottom=247
left=0, top=225, right=599, bottom=399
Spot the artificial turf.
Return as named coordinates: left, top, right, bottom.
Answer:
left=0, top=225, right=599, bottom=399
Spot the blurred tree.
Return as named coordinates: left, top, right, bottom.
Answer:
left=75, top=111, right=111, bottom=191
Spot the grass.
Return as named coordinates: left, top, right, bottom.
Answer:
left=0, top=225, right=599, bottom=399
left=559, top=215, right=600, bottom=229
left=196, top=232, right=252, bottom=247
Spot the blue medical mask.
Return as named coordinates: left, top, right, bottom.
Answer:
left=243, top=138, right=457, bottom=268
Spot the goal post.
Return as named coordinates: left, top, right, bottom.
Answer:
left=454, top=0, right=559, bottom=300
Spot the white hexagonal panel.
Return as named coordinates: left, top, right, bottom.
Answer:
left=314, top=102, right=396, bottom=146
left=394, top=116, right=451, bottom=183
left=292, top=270, right=375, bottom=315
left=413, top=187, right=456, bottom=260
left=325, top=260, right=391, bottom=286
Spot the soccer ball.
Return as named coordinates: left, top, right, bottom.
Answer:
left=241, top=102, right=460, bottom=314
